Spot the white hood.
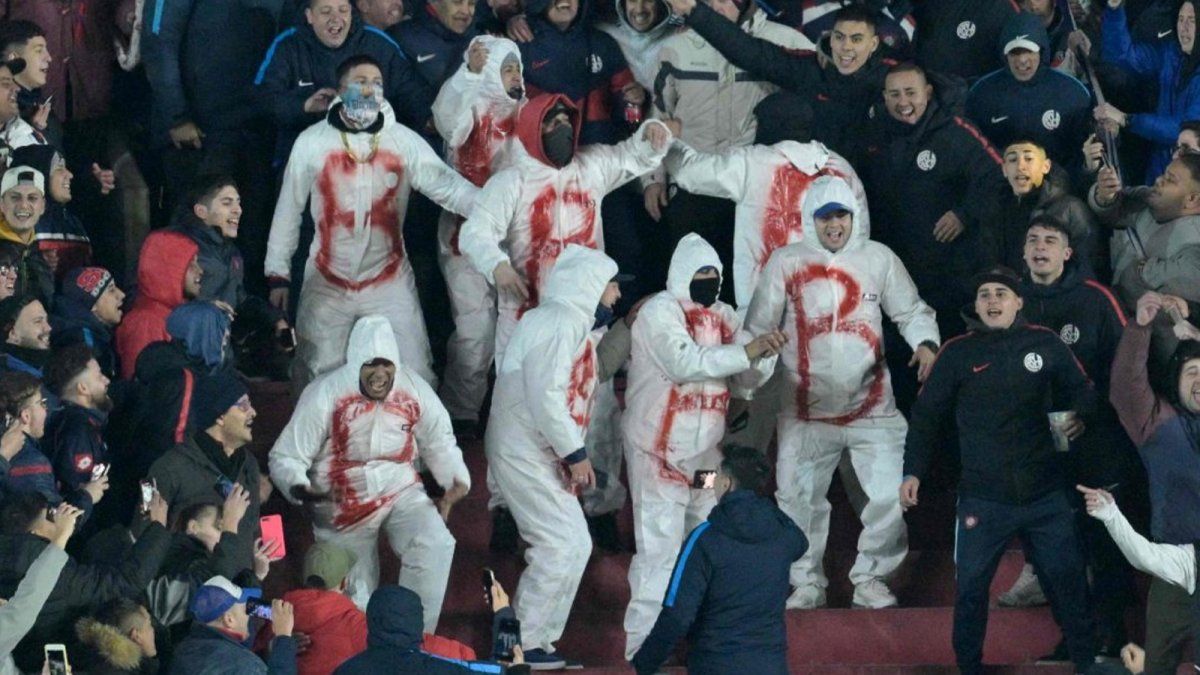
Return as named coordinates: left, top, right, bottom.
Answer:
left=775, top=140, right=832, bottom=175
left=801, top=175, right=869, bottom=254
left=542, top=244, right=619, bottom=317
left=467, top=35, right=524, bottom=117
left=665, top=233, right=722, bottom=302
left=344, top=315, right=402, bottom=372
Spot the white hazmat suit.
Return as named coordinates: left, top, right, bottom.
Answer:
left=266, top=101, right=478, bottom=387
left=432, top=36, right=524, bottom=422
left=268, top=315, right=471, bottom=631
left=743, top=176, right=939, bottom=605
left=485, top=244, right=617, bottom=653
left=621, top=233, right=774, bottom=658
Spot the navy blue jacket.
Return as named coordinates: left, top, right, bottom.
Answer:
left=51, top=296, right=118, bottom=379
left=520, top=0, right=635, bottom=145
left=333, top=585, right=518, bottom=674
left=912, top=0, right=1020, bottom=81
left=167, top=212, right=247, bottom=309
left=904, top=315, right=1097, bottom=504
left=631, top=490, right=808, bottom=675
left=169, top=623, right=297, bottom=675
left=253, top=12, right=434, bottom=165
left=43, top=401, right=109, bottom=493
left=391, top=7, right=480, bottom=134
left=141, top=0, right=282, bottom=144
left=966, top=13, right=1092, bottom=169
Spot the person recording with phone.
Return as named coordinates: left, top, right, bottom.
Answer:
left=169, top=575, right=296, bottom=675
left=0, top=500, right=75, bottom=675
left=620, top=233, right=781, bottom=660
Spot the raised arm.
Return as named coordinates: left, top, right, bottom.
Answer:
left=679, top=0, right=818, bottom=93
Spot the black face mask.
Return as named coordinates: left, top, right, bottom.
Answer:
left=542, top=124, right=575, bottom=167
left=593, top=303, right=614, bottom=329
left=689, top=277, right=720, bottom=307
left=507, top=84, right=525, bottom=100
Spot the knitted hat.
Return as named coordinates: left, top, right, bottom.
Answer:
left=188, top=373, right=248, bottom=431
left=190, top=575, right=260, bottom=623
left=60, top=267, right=114, bottom=312
left=971, top=266, right=1023, bottom=297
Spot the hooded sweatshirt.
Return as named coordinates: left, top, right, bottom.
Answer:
left=265, top=100, right=478, bottom=293
left=624, top=234, right=773, bottom=484
left=597, top=0, right=674, bottom=90
left=965, top=12, right=1092, bottom=168
left=631, top=489, right=808, bottom=675
left=391, top=2, right=481, bottom=130
left=167, top=211, right=246, bottom=309
left=51, top=286, right=117, bottom=378
left=432, top=36, right=525, bottom=258
left=459, top=94, right=670, bottom=314
left=270, top=315, right=470, bottom=531
left=743, top=176, right=939, bottom=425
left=332, top=585, right=519, bottom=674
left=9, top=145, right=91, bottom=281
left=665, top=138, right=865, bottom=310
left=487, top=245, right=618, bottom=463
left=115, top=231, right=199, bottom=379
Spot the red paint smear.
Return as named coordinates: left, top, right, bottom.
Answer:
left=451, top=112, right=516, bottom=254
left=314, top=148, right=407, bottom=292
left=786, top=264, right=884, bottom=424
left=520, top=182, right=597, bottom=315
left=649, top=307, right=735, bottom=485
left=567, top=345, right=596, bottom=430
left=327, top=390, right=422, bottom=530
left=756, top=163, right=850, bottom=272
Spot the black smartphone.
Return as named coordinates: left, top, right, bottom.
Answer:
left=481, top=568, right=495, bottom=609
left=215, top=477, right=235, bottom=499
left=692, top=470, right=717, bottom=489
left=493, top=617, right=521, bottom=661
left=278, top=327, right=296, bottom=350
left=246, top=597, right=272, bottom=621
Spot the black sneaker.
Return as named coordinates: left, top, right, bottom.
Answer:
left=523, top=649, right=567, bottom=670
left=586, top=512, right=624, bottom=553
left=490, top=507, right=520, bottom=554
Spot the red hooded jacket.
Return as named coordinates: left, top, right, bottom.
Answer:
left=115, top=231, right=198, bottom=379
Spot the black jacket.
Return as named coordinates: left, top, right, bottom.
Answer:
left=631, top=490, right=808, bottom=675
left=980, top=166, right=1105, bottom=279
left=43, top=401, right=109, bottom=493
left=862, top=98, right=1006, bottom=312
left=1020, top=265, right=1140, bottom=485
left=0, top=525, right=171, bottom=672
left=169, top=622, right=296, bottom=675
left=141, top=0, right=282, bottom=144
left=333, top=585, right=526, bottom=674
left=390, top=10, right=478, bottom=133
left=904, top=315, right=1097, bottom=504
left=682, top=2, right=889, bottom=162
left=912, top=0, right=1020, bottom=81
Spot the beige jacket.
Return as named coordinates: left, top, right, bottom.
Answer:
left=645, top=7, right=811, bottom=187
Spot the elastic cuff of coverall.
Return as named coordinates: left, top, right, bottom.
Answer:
left=563, top=448, right=588, bottom=464
left=267, top=275, right=290, bottom=290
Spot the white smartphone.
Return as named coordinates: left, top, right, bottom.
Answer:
left=44, top=643, right=69, bottom=675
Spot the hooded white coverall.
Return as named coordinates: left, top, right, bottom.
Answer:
left=268, top=315, right=470, bottom=631
left=432, top=36, right=524, bottom=422
left=621, top=233, right=774, bottom=658
left=265, top=101, right=479, bottom=388
left=485, top=244, right=617, bottom=653
left=743, top=176, right=939, bottom=594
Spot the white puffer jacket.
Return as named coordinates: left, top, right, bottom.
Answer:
left=622, top=233, right=773, bottom=487
left=269, top=315, right=470, bottom=531
left=744, top=176, right=939, bottom=425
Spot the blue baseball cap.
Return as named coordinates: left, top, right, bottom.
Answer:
left=813, top=202, right=851, bottom=219
left=190, top=575, right=261, bottom=623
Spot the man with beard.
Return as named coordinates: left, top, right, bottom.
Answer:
left=431, top=36, right=525, bottom=429
left=51, top=267, right=125, bottom=379
left=270, top=315, right=469, bottom=628
left=0, top=294, right=49, bottom=377
left=266, top=55, right=478, bottom=388
left=42, top=344, right=114, bottom=494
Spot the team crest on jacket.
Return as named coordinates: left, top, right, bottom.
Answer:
left=1042, top=110, right=1061, bottom=130
left=916, top=150, right=937, bottom=171
left=588, top=54, right=603, bottom=74
left=956, top=21, right=976, bottom=39
left=1059, top=324, right=1080, bottom=345
left=74, top=454, right=93, bottom=472
left=1023, top=352, right=1044, bottom=372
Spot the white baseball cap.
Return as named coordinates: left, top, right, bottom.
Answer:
left=0, top=165, right=44, bottom=197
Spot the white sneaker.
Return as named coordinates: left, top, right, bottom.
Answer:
left=786, top=585, right=827, bottom=609
left=852, top=578, right=898, bottom=609
left=997, top=563, right=1047, bottom=607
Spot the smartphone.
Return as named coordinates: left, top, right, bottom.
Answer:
left=492, top=617, right=521, bottom=661
left=139, top=480, right=155, bottom=513
left=481, top=568, right=495, bottom=609
left=215, top=476, right=235, bottom=499
left=692, top=470, right=717, bottom=490
left=90, top=462, right=108, bottom=482
left=245, top=597, right=273, bottom=621
left=259, top=515, right=286, bottom=561
left=44, top=643, right=69, bottom=675
left=277, top=327, right=296, bottom=350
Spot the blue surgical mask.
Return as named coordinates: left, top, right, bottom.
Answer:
left=593, top=303, right=614, bottom=329
left=341, top=82, right=382, bottom=128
